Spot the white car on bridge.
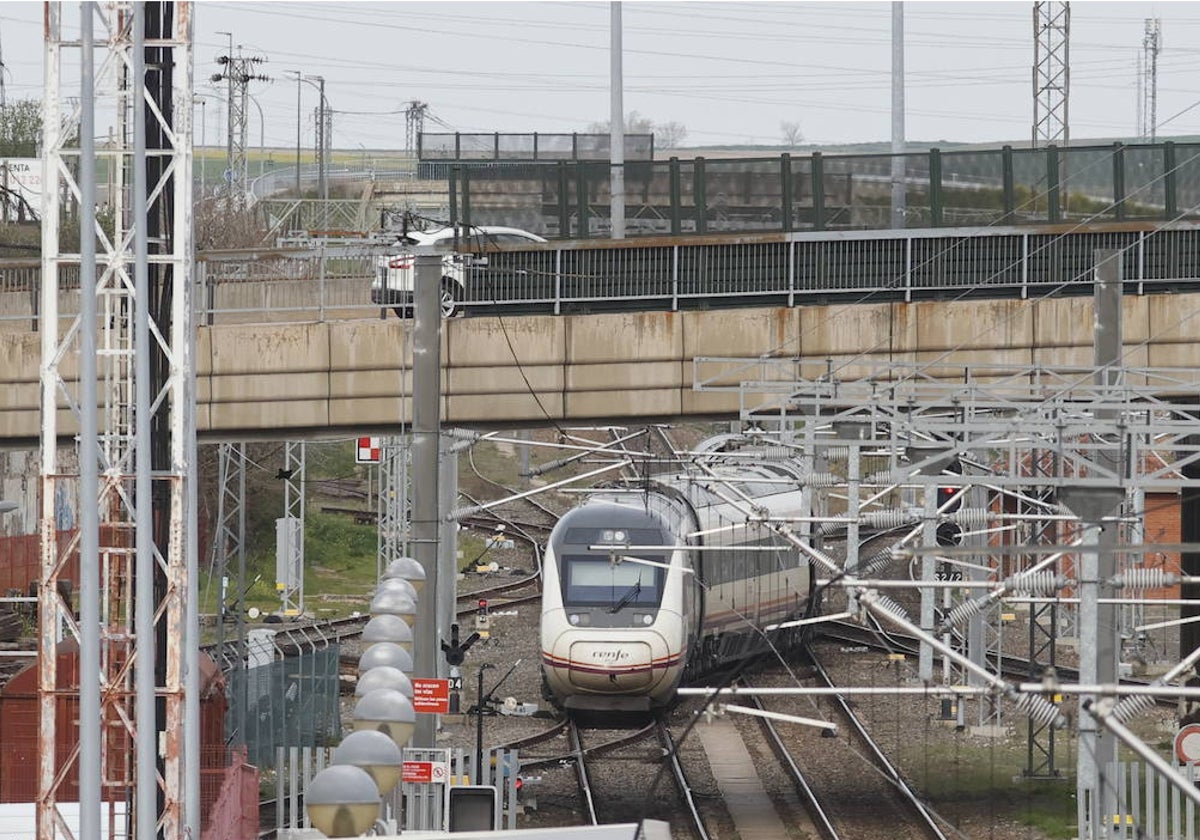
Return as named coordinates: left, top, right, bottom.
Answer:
left=372, top=225, right=547, bottom=318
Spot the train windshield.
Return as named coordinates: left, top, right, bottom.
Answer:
left=562, top=555, right=665, bottom=610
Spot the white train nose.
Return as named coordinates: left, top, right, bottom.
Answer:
left=568, top=640, right=655, bottom=692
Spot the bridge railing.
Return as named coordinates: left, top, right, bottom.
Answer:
left=444, top=140, right=1200, bottom=239
left=5, top=224, right=1200, bottom=328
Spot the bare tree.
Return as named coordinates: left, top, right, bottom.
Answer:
left=588, top=111, right=655, bottom=135
left=656, top=121, right=688, bottom=151
left=780, top=120, right=804, bottom=147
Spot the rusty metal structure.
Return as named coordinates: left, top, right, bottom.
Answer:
left=40, top=3, right=196, bottom=838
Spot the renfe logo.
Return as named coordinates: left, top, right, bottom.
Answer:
left=591, top=649, right=631, bottom=662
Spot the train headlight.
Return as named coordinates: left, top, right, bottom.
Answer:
left=636, top=614, right=653, bottom=626
left=568, top=614, right=580, bottom=626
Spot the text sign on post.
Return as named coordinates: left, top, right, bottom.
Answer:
left=412, top=677, right=451, bottom=714
left=401, top=760, right=447, bottom=783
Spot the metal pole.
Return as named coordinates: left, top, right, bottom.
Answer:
left=318, top=76, right=328, bottom=206
left=219, top=30, right=232, bottom=185
left=411, top=246, right=442, bottom=747
left=609, top=1, right=625, bottom=239
left=890, top=1, right=906, bottom=229
left=1070, top=248, right=1124, bottom=840
left=77, top=6, right=100, bottom=838
left=475, top=666, right=487, bottom=782
left=132, top=8, right=158, bottom=836
left=292, top=70, right=301, bottom=197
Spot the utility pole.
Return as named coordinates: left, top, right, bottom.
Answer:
left=211, top=37, right=267, bottom=205
left=1139, top=19, right=1162, bottom=140
left=609, top=1, right=625, bottom=239
left=890, top=2, right=906, bottom=229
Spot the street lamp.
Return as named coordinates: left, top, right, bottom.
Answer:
left=288, top=70, right=301, bottom=198
left=306, top=74, right=329, bottom=208
left=289, top=73, right=330, bottom=211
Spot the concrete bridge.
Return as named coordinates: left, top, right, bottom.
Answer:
left=3, top=289, right=1200, bottom=447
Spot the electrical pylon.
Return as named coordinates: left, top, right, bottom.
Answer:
left=40, top=3, right=195, bottom=839
left=1032, top=1, right=1070, bottom=149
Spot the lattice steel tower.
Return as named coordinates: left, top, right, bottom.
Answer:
left=405, top=100, right=428, bottom=157
left=1139, top=19, right=1162, bottom=140
left=211, top=45, right=266, bottom=203
left=41, top=3, right=196, bottom=838
left=1032, top=2, right=1070, bottom=149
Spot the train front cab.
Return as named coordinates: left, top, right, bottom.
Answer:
left=541, top=503, right=689, bottom=718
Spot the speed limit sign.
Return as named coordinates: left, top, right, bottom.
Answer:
left=1174, top=724, right=1200, bottom=763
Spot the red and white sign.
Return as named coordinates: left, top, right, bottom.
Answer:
left=401, top=760, right=448, bottom=784
left=356, top=436, right=381, bottom=464
left=412, top=677, right=451, bottom=714
left=1176, top=724, right=1200, bottom=763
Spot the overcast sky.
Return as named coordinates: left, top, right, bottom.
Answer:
left=0, top=1, right=1197, bottom=150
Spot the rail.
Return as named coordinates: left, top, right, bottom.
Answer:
left=8, top=222, right=1200, bottom=329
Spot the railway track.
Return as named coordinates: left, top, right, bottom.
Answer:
left=745, top=646, right=949, bottom=840
left=519, top=718, right=709, bottom=838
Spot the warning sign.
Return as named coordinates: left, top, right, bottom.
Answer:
left=1176, top=724, right=1200, bottom=763
left=412, top=677, right=451, bottom=714
left=356, top=436, right=381, bottom=464
left=402, top=760, right=448, bottom=784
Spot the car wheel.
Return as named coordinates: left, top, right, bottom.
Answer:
left=440, top=279, right=459, bottom=318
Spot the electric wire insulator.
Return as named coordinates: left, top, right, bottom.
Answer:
left=851, top=549, right=896, bottom=577
left=805, top=473, right=840, bottom=488
left=949, top=508, right=989, bottom=528
left=449, top=504, right=484, bottom=521
left=862, top=510, right=916, bottom=530
left=1110, top=694, right=1155, bottom=723
left=824, top=446, right=851, bottom=460
left=1003, top=570, right=1063, bottom=597
left=1012, top=692, right=1065, bottom=728
left=1112, top=569, right=1177, bottom=590
left=817, top=519, right=850, bottom=537
left=943, top=597, right=987, bottom=629
left=869, top=594, right=911, bottom=623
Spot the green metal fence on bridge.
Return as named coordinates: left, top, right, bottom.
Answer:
left=443, top=141, right=1200, bottom=239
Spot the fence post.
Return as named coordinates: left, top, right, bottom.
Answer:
left=1001, top=145, right=1015, bottom=224
left=462, top=168, right=472, bottom=232
left=1112, top=142, right=1126, bottom=221
left=929, top=147, right=943, bottom=227
left=812, top=151, right=825, bottom=231
left=576, top=161, right=589, bottom=239
left=780, top=153, right=793, bottom=233
left=1164, top=141, right=1177, bottom=220
left=669, top=157, right=681, bottom=236
left=449, top=166, right=459, bottom=230
left=1047, top=144, right=1062, bottom=223
left=694, top=157, right=707, bottom=234
left=557, top=161, right=569, bottom=238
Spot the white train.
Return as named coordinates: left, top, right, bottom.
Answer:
left=540, top=445, right=815, bottom=715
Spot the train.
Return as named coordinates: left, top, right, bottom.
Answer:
left=539, top=439, right=817, bottom=716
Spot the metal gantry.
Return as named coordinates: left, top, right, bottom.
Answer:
left=40, top=3, right=195, bottom=838
left=697, top=352, right=1200, bottom=837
